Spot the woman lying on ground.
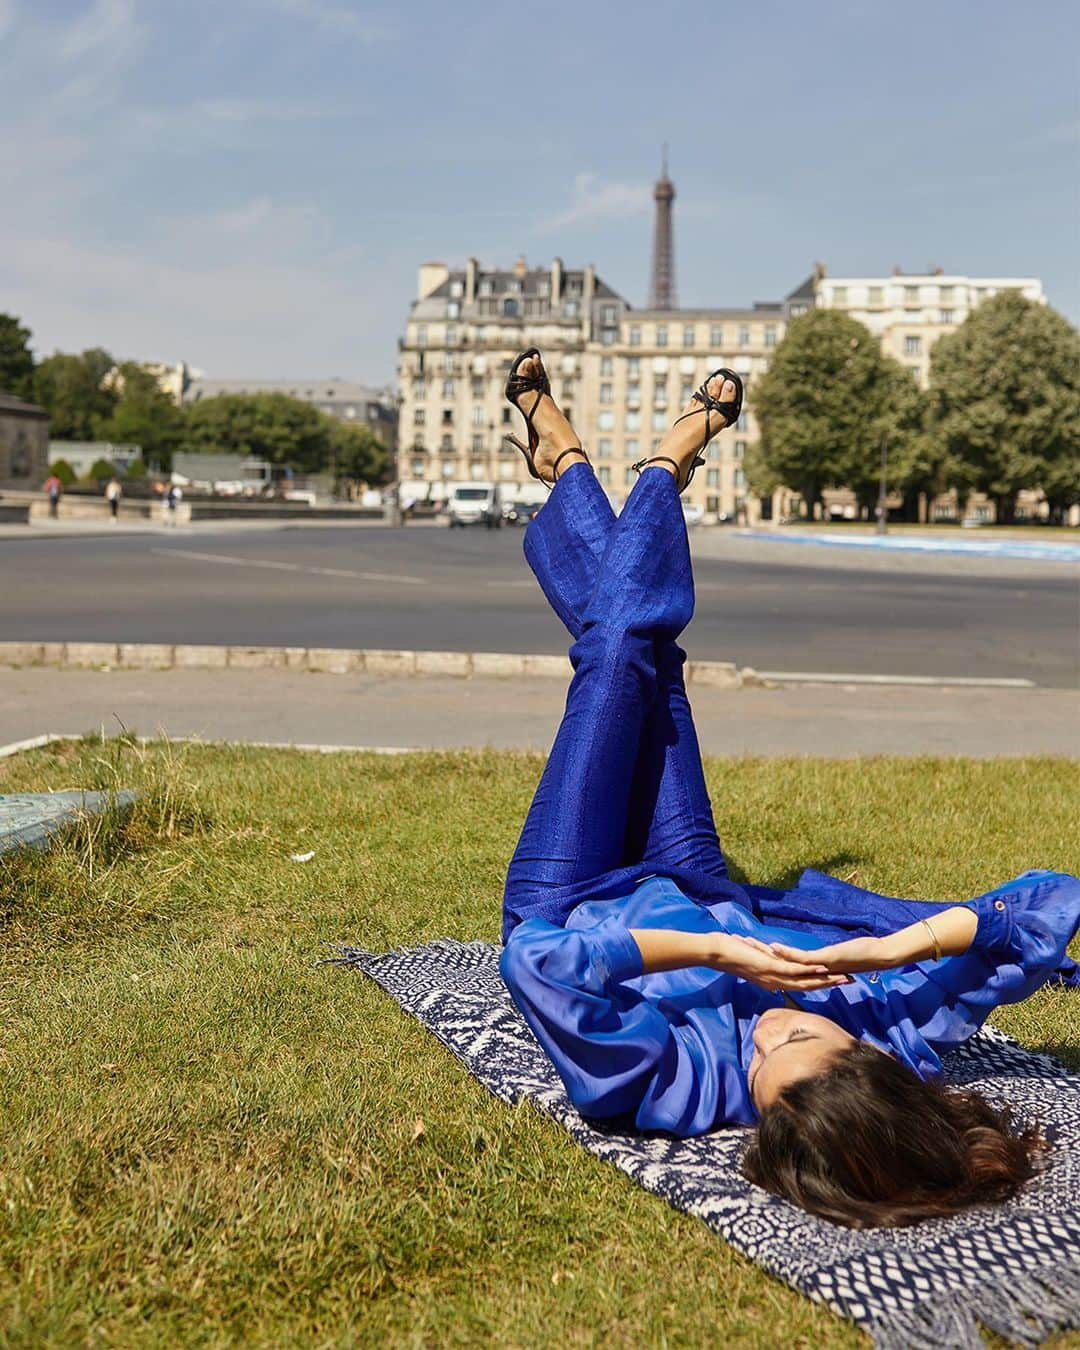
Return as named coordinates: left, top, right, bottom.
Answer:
left=496, top=347, right=1080, bottom=1229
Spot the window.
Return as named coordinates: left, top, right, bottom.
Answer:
left=413, top=381, right=426, bottom=399
left=501, top=407, right=512, bottom=424
left=706, top=468, right=720, bottom=487
left=629, top=326, right=642, bottom=347
left=707, top=495, right=719, bottom=513
left=682, top=325, right=695, bottom=347
left=736, top=411, right=748, bottom=432
left=680, top=383, right=693, bottom=403
left=904, top=286, right=919, bottom=304
left=503, top=298, right=519, bottom=317
left=597, top=410, right=615, bottom=431
left=600, top=382, right=613, bottom=404
left=442, top=460, right=455, bottom=478
left=564, top=300, right=580, bottom=318
left=624, top=466, right=637, bottom=485
left=734, top=440, right=746, bottom=459
left=653, top=384, right=668, bottom=407
left=416, top=326, right=428, bottom=346
left=442, top=379, right=456, bottom=397
left=597, top=465, right=611, bottom=485
left=626, top=383, right=641, bottom=407
left=601, top=328, right=616, bottom=346
left=413, top=408, right=425, bottom=425
left=709, top=324, right=723, bottom=346
left=734, top=467, right=746, bottom=488
left=939, top=285, right=954, bottom=303
left=651, top=410, right=667, bottom=431
left=601, top=304, right=616, bottom=325
left=472, top=406, right=484, bottom=426
left=447, top=302, right=460, bottom=320
left=832, top=287, right=847, bottom=305
left=471, top=378, right=484, bottom=397
left=626, top=438, right=639, bottom=459
left=450, top=279, right=463, bottom=297
left=471, top=434, right=484, bottom=453
left=441, top=433, right=453, bottom=451
left=479, top=278, right=492, bottom=297
left=600, top=356, right=614, bottom=376
left=444, top=353, right=458, bottom=372
left=940, top=309, right=954, bottom=325
left=597, top=438, right=612, bottom=460
left=764, top=325, right=777, bottom=348
left=868, top=286, right=884, bottom=306
left=345, top=405, right=357, bottom=419
left=442, top=408, right=454, bottom=425
left=446, top=325, right=458, bottom=344
left=656, top=325, right=668, bottom=347
left=738, top=324, right=750, bottom=347
left=626, top=410, right=642, bottom=431
left=627, top=356, right=640, bottom=375
left=904, top=335, right=922, bottom=356
left=790, top=303, right=808, bottom=317
left=652, top=356, right=669, bottom=373
left=410, top=458, right=424, bottom=475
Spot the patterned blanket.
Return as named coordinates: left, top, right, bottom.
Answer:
left=333, top=939, right=1080, bottom=1348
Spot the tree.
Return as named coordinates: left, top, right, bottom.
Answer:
left=750, top=310, right=920, bottom=519
left=33, top=348, right=117, bottom=439
left=180, top=392, right=331, bottom=472
left=50, top=458, right=76, bottom=486
left=125, top=457, right=147, bottom=480
left=328, top=420, right=389, bottom=486
left=87, top=458, right=117, bottom=481
left=928, top=293, right=1080, bottom=524
left=0, top=314, right=35, bottom=401
left=97, top=362, right=183, bottom=471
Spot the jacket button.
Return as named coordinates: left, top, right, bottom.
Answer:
left=994, top=900, right=1006, bottom=911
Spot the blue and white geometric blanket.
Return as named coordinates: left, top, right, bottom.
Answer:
left=334, top=939, right=1080, bottom=1348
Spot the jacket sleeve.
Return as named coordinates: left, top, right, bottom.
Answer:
left=499, top=915, right=726, bottom=1135
left=911, top=870, right=1080, bottom=1055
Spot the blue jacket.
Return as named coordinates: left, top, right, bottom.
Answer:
left=500, top=869, right=1080, bottom=1137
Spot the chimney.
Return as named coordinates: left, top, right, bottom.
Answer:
left=583, top=263, right=596, bottom=304
left=813, top=260, right=827, bottom=283
left=551, top=256, right=563, bottom=303
left=418, top=261, right=449, bottom=299
left=465, top=257, right=478, bottom=303
left=514, top=255, right=528, bottom=278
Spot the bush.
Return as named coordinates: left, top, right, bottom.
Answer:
left=125, top=457, right=147, bottom=480
left=86, top=457, right=116, bottom=482
left=49, top=458, right=76, bottom=486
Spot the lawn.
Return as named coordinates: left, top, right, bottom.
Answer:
left=2, top=739, right=1079, bottom=1348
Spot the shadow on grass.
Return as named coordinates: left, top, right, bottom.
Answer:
left=723, top=851, right=867, bottom=890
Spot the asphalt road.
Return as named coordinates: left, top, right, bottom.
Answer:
left=1, top=525, right=1077, bottom=686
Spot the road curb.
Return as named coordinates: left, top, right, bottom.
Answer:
left=0, top=640, right=759, bottom=688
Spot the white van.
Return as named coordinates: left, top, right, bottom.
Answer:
left=447, top=482, right=501, bottom=528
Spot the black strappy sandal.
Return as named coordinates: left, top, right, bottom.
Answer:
left=504, top=347, right=589, bottom=488
left=631, top=367, right=744, bottom=492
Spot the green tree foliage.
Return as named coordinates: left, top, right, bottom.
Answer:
left=929, top=293, right=1080, bottom=524
left=49, top=458, right=76, bottom=486
left=750, top=310, right=921, bottom=518
left=87, top=458, right=117, bottom=481
left=328, top=419, right=389, bottom=485
left=33, top=348, right=117, bottom=439
left=125, top=456, right=147, bottom=480
left=0, top=313, right=35, bottom=401
left=181, top=392, right=331, bottom=473
left=97, top=363, right=184, bottom=471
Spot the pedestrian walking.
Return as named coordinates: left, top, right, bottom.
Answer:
left=104, top=476, right=122, bottom=521
left=165, top=482, right=183, bottom=525
left=43, top=472, right=63, bottom=519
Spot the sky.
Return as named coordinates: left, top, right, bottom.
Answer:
left=2, top=0, right=1077, bottom=384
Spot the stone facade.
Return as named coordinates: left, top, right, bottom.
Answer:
left=0, top=393, right=49, bottom=489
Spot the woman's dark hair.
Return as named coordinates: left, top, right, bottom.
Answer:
left=743, top=1042, right=1045, bottom=1228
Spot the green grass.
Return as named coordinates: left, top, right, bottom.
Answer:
left=2, top=740, right=1079, bottom=1348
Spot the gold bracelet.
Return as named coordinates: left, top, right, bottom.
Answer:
left=920, top=917, right=942, bottom=962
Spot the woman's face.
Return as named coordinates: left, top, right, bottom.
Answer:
left=748, top=1007, right=857, bottom=1111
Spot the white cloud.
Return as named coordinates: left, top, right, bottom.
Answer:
left=265, top=0, right=397, bottom=42
left=537, top=173, right=652, bottom=234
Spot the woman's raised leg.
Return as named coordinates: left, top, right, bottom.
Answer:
left=503, top=466, right=696, bottom=936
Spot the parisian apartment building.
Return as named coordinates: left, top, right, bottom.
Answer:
left=397, top=166, right=1046, bottom=523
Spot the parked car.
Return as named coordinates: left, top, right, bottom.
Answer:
left=447, top=482, right=501, bottom=528
left=503, top=498, right=542, bottom=525
left=682, top=503, right=705, bottom=527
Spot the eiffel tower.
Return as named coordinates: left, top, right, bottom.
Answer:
left=648, top=146, right=677, bottom=310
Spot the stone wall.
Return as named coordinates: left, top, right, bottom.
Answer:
left=0, top=398, right=49, bottom=489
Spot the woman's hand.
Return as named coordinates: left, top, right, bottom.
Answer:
left=767, top=935, right=889, bottom=974
left=709, top=934, right=854, bottom=992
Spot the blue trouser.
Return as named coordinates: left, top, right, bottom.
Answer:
left=502, top=463, right=727, bottom=941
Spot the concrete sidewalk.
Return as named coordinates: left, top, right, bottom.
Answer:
left=2, top=665, right=1077, bottom=757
